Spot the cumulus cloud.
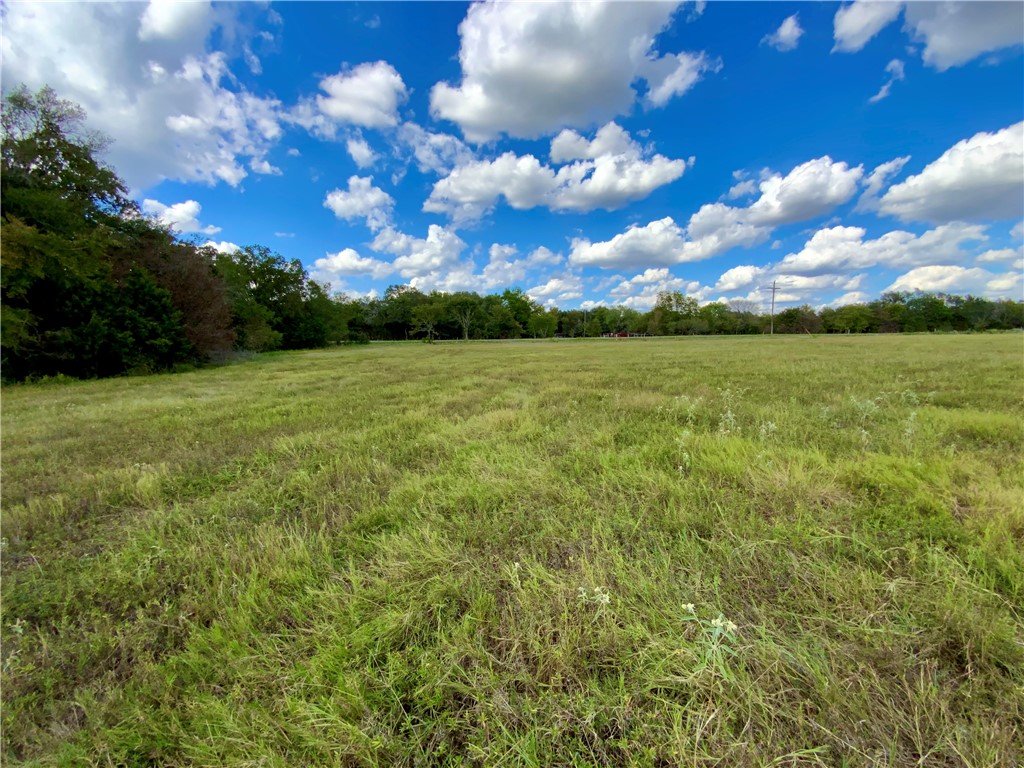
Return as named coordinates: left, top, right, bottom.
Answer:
left=142, top=198, right=221, bottom=234
left=726, top=179, right=758, bottom=200
left=868, top=59, right=906, bottom=103
left=885, top=265, right=1021, bottom=296
left=606, top=268, right=709, bottom=310
left=762, top=14, right=804, bottom=52
left=833, top=1, right=1023, bottom=70
left=715, top=265, right=766, bottom=292
left=832, top=1, right=904, bottom=53
left=204, top=240, right=240, bottom=254
left=430, top=1, right=719, bottom=141
left=250, top=158, right=282, bottom=175
left=315, top=61, right=407, bottom=129
left=397, top=123, right=474, bottom=175
left=424, top=122, right=688, bottom=221
left=310, top=248, right=395, bottom=284
left=323, top=176, right=394, bottom=231
left=904, top=1, right=1024, bottom=70
left=138, top=0, right=213, bottom=42
left=642, top=52, right=723, bottom=108
left=370, top=224, right=467, bottom=281
left=571, top=217, right=689, bottom=269
left=288, top=61, right=407, bottom=139
left=480, top=244, right=563, bottom=289
left=976, top=247, right=1022, bottom=264
left=346, top=137, right=378, bottom=169
left=777, top=223, right=987, bottom=275
left=1, top=2, right=284, bottom=189
left=879, top=122, right=1024, bottom=223
left=527, top=275, right=584, bottom=302
left=571, top=156, right=864, bottom=269
left=857, top=155, right=911, bottom=210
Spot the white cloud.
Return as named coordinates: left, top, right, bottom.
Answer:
left=571, top=217, right=689, bottom=269
left=203, top=240, right=240, bottom=254
left=142, top=198, right=221, bottom=234
left=323, top=176, right=394, bottom=231
left=287, top=148, right=301, bottom=157
left=976, top=247, right=1021, bottom=264
left=250, top=158, right=282, bottom=175
left=289, top=61, right=407, bottom=138
left=833, top=1, right=1024, bottom=70
left=243, top=45, right=262, bottom=76
left=726, top=179, right=758, bottom=200
left=885, top=264, right=1019, bottom=296
left=310, top=248, right=395, bottom=283
left=831, top=291, right=872, bottom=306
left=857, top=155, right=910, bottom=210
left=869, top=59, right=906, bottom=103
left=879, top=122, right=1024, bottom=223
left=715, top=265, right=766, bottom=292
left=832, top=1, right=905, bottom=53
left=396, top=123, right=474, bottom=175
left=904, top=1, right=1024, bottom=70
left=777, top=222, right=987, bottom=275
left=642, top=52, right=723, bottom=108
left=317, top=61, right=407, bottom=129
left=370, top=224, right=467, bottom=280
left=346, top=137, right=378, bottom=169
left=744, top=157, right=864, bottom=227
left=763, top=14, right=804, bottom=52
left=528, top=275, right=584, bottom=301
left=1012, top=221, right=1024, bottom=239
left=607, top=268, right=709, bottom=310
left=430, top=1, right=719, bottom=141
left=138, top=0, right=213, bottom=42
left=424, top=122, right=688, bottom=221
left=479, top=243, right=562, bottom=289
left=527, top=246, right=563, bottom=266
left=571, top=156, right=864, bottom=269
left=1, top=3, right=285, bottom=189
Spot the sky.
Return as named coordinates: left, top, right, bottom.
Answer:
left=3, top=0, right=1023, bottom=311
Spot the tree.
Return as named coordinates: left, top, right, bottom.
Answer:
left=527, top=309, right=559, bottom=338
left=501, top=288, right=539, bottom=334
left=412, top=301, right=446, bottom=341
left=1, top=85, right=206, bottom=379
left=446, top=292, right=481, bottom=340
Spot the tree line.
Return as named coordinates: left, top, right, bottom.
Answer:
left=2, top=86, right=1021, bottom=382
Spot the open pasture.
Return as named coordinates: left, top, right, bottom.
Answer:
left=2, top=334, right=1023, bottom=766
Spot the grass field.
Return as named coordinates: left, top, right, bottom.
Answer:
left=2, top=334, right=1023, bottom=767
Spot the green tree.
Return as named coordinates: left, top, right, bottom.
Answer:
left=1, top=85, right=206, bottom=379
left=445, top=292, right=481, bottom=340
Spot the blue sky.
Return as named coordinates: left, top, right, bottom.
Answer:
left=4, top=1, right=1022, bottom=310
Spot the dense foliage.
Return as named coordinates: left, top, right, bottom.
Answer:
left=0, top=86, right=352, bottom=381
left=3, top=86, right=1021, bottom=381
left=346, top=287, right=1024, bottom=341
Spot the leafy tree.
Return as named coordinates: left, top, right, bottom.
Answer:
left=1, top=85, right=207, bottom=379
left=445, top=292, right=481, bottom=340
left=501, top=288, right=539, bottom=333
left=412, top=300, right=446, bottom=341
left=527, top=309, right=559, bottom=338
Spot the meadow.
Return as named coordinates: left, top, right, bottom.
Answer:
left=2, top=334, right=1022, bottom=767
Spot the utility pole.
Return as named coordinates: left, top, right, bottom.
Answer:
left=767, top=280, right=778, bottom=335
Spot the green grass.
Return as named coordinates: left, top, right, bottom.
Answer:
left=3, top=334, right=1023, bottom=767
